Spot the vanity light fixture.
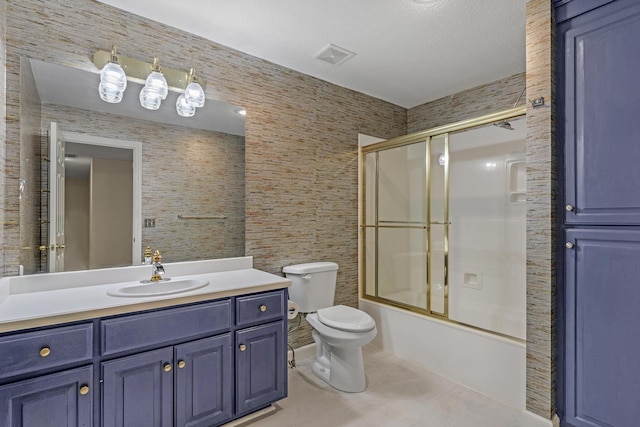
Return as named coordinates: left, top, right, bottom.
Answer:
left=139, top=57, right=168, bottom=110
left=98, top=45, right=127, bottom=103
left=93, top=47, right=207, bottom=117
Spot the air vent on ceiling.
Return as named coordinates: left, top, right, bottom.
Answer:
left=313, top=44, right=356, bottom=66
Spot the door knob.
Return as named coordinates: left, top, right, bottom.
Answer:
left=178, top=360, right=186, bottom=369
left=79, top=385, right=90, bottom=395
left=259, top=304, right=267, bottom=312
left=163, top=363, right=172, bottom=372
left=565, top=204, right=574, bottom=212
left=239, top=344, right=247, bottom=352
left=566, top=242, right=574, bottom=249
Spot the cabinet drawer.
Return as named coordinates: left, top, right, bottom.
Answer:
left=100, top=299, right=231, bottom=356
left=0, top=323, right=93, bottom=381
left=236, top=290, right=285, bottom=327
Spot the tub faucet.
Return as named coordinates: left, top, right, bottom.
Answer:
left=150, top=250, right=165, bottom=282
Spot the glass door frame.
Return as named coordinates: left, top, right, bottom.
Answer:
left=359, top=106, right=527, bottom=321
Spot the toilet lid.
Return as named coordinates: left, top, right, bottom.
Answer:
left=316, top=305, right=376, bottom=332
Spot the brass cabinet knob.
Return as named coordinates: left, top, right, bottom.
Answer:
left=39, top=347, right=51, bottom=357
left=79, top=385, right=90, bottom=395
left=259, top=304, right=267, bottom=312
left=565, top=204, right=575, bottom=212
left=178, top=360, right=186, bottom=369
left=163, top=363, right=172, bottom=372
left=566, top=242, right=574, bottom=249
left=239, top=344, right=247, bottom=352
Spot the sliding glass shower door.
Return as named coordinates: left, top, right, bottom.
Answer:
left=362, top=135, right=448, bottom=315
left=360, top=109, right=526, bottom=339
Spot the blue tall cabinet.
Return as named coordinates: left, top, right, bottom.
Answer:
left=556, top=0, right=640, bottom=425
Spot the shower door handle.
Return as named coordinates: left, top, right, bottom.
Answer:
left=429, top=221, right=451, bottom=225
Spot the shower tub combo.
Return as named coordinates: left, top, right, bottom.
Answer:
left=359, top=107, right=528, bottom=410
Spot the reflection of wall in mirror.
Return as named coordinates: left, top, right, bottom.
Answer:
left=17, top=103, right=246, bottom=273
left=19, top=57, right=43, bottom=275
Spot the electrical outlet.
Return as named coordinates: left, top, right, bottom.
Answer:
left=144, top=218, right=156, bottom=228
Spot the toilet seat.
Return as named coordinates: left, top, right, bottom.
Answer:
left=316, top=305, right=375, bottom=332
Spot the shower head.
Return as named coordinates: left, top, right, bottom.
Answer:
left=493, top=120, right=514, bottom=131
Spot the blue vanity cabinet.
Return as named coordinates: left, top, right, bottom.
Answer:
left=0, top=322, right=94, bottom=427
left=0, top=366, right=93, bottom=427
left=99, top=299, right=233, bottom=427
left=235, top=290, right=288, bottom=416
left=0, top=287, right=288, bottom=427
left=101, top=347, right=174, bottom=427
left=174, top=334, right=233, bottom=427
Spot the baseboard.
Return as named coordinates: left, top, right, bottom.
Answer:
left=288, top=342, right=316, bottom=366
left=520, top=410, right=559, bottom=427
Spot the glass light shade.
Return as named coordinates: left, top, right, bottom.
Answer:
left=99, top=82, right=124, bottom=103
left=184, top=82, right=205, bottom=108
left=143, top=71, right=168, bottom=100
left=176, top=94, right=196, bottom=117
left=139, top=87, right=162, bottom=110
left=99, top=62, right=127, bottom=103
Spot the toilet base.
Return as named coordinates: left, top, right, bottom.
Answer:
left=311, top=329, right=366, bottom=393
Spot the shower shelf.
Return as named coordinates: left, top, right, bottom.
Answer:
left=507, top=160, right=526, bottom=203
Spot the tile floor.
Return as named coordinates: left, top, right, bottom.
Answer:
left=244, top=345, right=544, bottom=427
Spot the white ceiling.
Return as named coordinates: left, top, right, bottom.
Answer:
left=95, top=0, right=527, bottom=109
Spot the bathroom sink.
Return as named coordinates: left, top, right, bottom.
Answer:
left=107, top=279, right=209, bottom=297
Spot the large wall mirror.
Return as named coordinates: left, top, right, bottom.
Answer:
left=19, top=57, right=246, bottom=275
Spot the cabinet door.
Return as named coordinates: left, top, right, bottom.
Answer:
left=560, top=0, right=640, bottom=225
left=564, top=228, right=640, bottom=426
left=174, top=334, right=232, bottom=427
left=102, top=347, right=173, bottom=427
left=235, top=321, right=287, bottom=416
left=0, top=366, right=92, bottom=427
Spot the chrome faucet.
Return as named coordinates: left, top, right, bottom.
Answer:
left=150, top=250, right=165, bottom=282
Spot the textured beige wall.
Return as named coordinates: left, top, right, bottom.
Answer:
left=0, top=0, right=6, bottom=276
left=18, top=57, right=41, bottom=275
left=1, top=0, right=407, bottom=351
left=525, top=0, right=556, bottom=419
left=408, top=72, right=526, bottom=133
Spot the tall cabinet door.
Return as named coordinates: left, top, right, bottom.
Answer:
left=174, top=334, right=232, bottom=427
left=564, top=228, right=640, bottom=426
left=561, top=1, right=640, bottom=225
left=235, top=322, right=287, bottom=416
left=0, top=366, right=92, bottom=427
left=102, top=347, right=174, bottom=427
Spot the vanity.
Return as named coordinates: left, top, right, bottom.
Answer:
left=0, top=257, right=289, bottom=427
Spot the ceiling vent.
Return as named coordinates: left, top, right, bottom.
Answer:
left=313, top=44, right=356, bottom=66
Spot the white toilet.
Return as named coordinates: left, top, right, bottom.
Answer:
left=283, top=262, right=377, bottom=393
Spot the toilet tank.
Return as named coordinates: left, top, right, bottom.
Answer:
left=283, top=262, right=338, bottom=313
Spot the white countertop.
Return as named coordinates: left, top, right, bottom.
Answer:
left=0, top=257, right=290, bottom=333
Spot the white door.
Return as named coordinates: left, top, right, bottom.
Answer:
left=49, top=122, right=66, bottom=272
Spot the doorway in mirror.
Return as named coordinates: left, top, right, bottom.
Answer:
left=46, top=124, right=142, bottom=272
